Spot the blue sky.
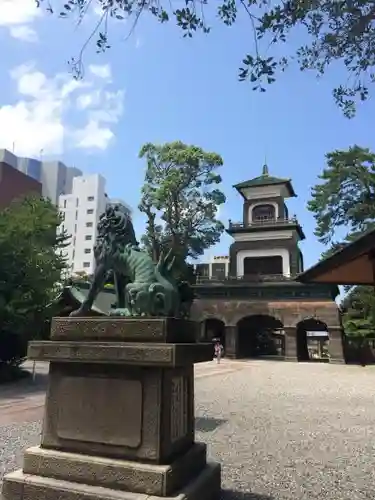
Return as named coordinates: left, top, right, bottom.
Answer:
left=0, top=0, right=374, bottom=270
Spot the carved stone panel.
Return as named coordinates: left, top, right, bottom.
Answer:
left=56, top=376, right=142, bottom=448
left=170, top=376, right=188, bottom=443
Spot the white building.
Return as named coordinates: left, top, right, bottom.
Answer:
left=59, top=174, right=107, bottom=275
left=0, top=149, right=82, bottom=204
left=58, top=176, right=133, bottom=276
left=195, top=256, right=230, bottom=281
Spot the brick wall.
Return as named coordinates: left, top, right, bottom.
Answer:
left=0, top=162, right=42, bottom=209
left=191, top=298, right=340, bottom=328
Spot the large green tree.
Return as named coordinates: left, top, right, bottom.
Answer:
left=138, top=141, right=225, bottom=280
left=308, top=145, right=375, bottom=248
left=38, top=0, right=375, bottom=117
left=308, top=145, right=375, bottom=336
left=341, top=286, right=375, bottom=337
left=0, top=195, right=69, bottom=377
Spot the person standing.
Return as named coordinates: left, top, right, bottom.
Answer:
left=214, top=341, right=223, bottom=364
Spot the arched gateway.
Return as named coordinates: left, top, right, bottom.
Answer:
left=237, top=315, right=284, bottom=358
left=190, top=165, right=345, bottom=363
left=201, top=318, right=226, bottom=349
left=296, top=318, right=330, bottom=362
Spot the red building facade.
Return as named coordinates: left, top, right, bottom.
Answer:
left=0, top=162, right=42, bottom=209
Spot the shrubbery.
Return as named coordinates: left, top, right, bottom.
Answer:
left=0, top=196, right=68, bottom=383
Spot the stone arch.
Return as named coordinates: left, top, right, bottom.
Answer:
left=201, top=318, right=226, bottom=349
left=296, top=317, right=329, bottom=362
left=236, top=314, right=284, bottom=358
left=249, top=202, right=278, bottom=222
left=189, top=299, right=229, bottom=325
left=198, top=312, right=228, bottom=325
left=231, top=309, right=283, bottom=328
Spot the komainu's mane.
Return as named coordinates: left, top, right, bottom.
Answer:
left=94, top=205, right=138, bottom=260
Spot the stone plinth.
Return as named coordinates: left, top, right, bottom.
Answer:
left=2, top=318, right=221, bottom=500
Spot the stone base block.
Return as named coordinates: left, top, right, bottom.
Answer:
left=2, top=463, right=221, bottom=500
left=22, top=444, right=207, bottom=497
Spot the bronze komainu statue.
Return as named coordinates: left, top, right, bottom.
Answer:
left=70, top=204, right=193, bottom=318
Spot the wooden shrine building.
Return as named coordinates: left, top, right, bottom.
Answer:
left=297, top=228, right=375, bottom=286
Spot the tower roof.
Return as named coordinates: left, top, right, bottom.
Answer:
left=233, top=164, right=296, bottom=198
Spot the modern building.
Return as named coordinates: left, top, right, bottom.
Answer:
left=0, top=149, right=82, bottom=204
left=58, top=174, right=107, bottom=275
left=195, top=256, right=230, bottom=282
left=190, top=165, right=345, bottom=363
left=0, top=161, right=42, bottom=209
left=58, top=176, right=133, bottom=276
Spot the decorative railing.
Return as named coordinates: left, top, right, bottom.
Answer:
left=195, top=274, right=296, bottom=284
left=228, top=217, right=298, bottom=229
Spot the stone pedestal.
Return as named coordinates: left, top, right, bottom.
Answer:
left=2, top=317, right=221, bottom=500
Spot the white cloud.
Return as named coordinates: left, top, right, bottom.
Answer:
left=74, top=120, right=114, bottom=150
left=0, top=0, right=40, bottom=25
left=0, top=0, right=41, bottom=41
left=9, top=24, right=37, bottom=42
left=76, top=91, right=99, bottom=110
left=0, top=62, right=124, bottom=156
left=73, top=89, right=124, bottom=149
left=88, top=90, right=124, bottom=122
left=89, top=64, right=112, bottom=80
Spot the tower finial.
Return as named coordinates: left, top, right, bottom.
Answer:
left=262, top=163, right=269, bottom=176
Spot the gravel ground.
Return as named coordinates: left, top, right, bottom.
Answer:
left=2, top=360, right=375, bottom=499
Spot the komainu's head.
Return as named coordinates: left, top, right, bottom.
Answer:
left=97, top=204, right=128, bottom=236
left=94, top=204, right=137, bottom=259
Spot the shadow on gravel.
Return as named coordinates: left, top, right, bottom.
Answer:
left=221, top=489, right=274, bottom=499
left=195, top=416, right=227, bottom=432
left=0, top=372, right=48, bottom=398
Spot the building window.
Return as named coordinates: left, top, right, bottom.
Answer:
left=74, top=224, right=77, bottom=233
left=87, top=196, right=94, bottom=201
left=85, top=235, right=92, bottom=241
left=252, top=204, right=276, bottom=222
left=83, top=262, right=90, bottom=268
left=76, top=198, right=79, bottom=207
left=243, top=256, right=283, bottom=276
left=75, top=210, right=78, bottom=220
left=64, top=200, right=67, bottom=208
left=84, top=248, right=91, bottom=254
left=72, top=250, right=75, bottom=260
left=211, top=263, right=226, bottom=280
left=87, top=209, right=94, bottom=215
left=196, top=263, right=210, bottom=277
left=86, top=222, right=93, bottom=228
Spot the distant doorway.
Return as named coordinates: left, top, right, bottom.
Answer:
left=202, top=318, right=226, bottom=350
left=296, top=318, right=329, bottom=362
left=237, top=315, right=284, bottom=358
